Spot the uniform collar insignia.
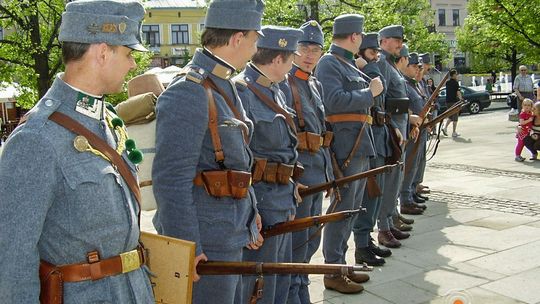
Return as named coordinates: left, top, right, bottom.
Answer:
left=203, top=48, right=235, bottom=79
left=293, top=65, right=311, bottom=81
left=249, top=63, right=273, bottom=88
left=74, top=91, right=104, bottom=120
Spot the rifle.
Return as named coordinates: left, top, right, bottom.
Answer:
left=416, top=71, right=450, bottom=130
left=299, top=162, right=401, bottom=198
left=261, top=209, right=362, bottom=238
left=197, top=261, right=373, bottom=275
left=422, top=100, right=469, bottom=130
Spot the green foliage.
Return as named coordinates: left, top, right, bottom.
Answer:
left=263, top=0, right=449, bottom=61
left=0, top=0, right=152, bottom=109
left=457, top=0, right=540, bottom=73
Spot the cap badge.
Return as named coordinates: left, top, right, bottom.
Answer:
left=101, top=23, right=118, bottom=33
left=278, top=38, right=288, bottom=48
left=118, top=22, right=127, bottom=34
left=87, top=23, right=101, bottom=34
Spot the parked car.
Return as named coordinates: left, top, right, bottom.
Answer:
left=437, top=86, right=491, bottom=114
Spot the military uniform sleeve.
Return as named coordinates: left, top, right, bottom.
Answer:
left=152, top=80, right=208, bottom=256
left=316, top=57, right=373, bottom=113
left=0, top=130, right=59, bottom=302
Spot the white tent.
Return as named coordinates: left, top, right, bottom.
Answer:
left=144, top=65, right=183, bottom=87
left=0, top=83, right=19, bottom=102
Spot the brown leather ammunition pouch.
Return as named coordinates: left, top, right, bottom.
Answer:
left=252, top=158, right=268, bottom=183
left=252, top=161, right=300, bottom=184
left=39, top=261, right=63, bottom=304
left=322, top=131, right=333, bottom=148
left=194, top=170, right=252, bottom=199
left=298, top=132, right=334, bottom=154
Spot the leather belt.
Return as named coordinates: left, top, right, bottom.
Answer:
left=194, top=170, right=252, bottom=199
left=325, top=113, right=372, bottom=125
left=41, top=246, right=145, bottom=282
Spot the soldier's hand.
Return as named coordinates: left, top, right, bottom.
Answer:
left=369, top=77, right=384, bottom=97
left=193, top=253, right=208, bottom=282
left=325, top=187, right=334, bottom=198
left=355, top=57, right=368, bottom=69
left=409, top=114, right=421, bottom=127
left=294, top=182, right=308, bottom=203
left=247, top=232, right=264, bottom=250
left=410, top=127, right=419, bottom=141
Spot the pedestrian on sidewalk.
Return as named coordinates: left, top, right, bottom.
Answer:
left=514, top=98, right=534, bottom=162
left=513, top=65, right=535, bottom=111
left=523, top=101, right=540, bottom=160
left=443, top=69, right=463, bottom=138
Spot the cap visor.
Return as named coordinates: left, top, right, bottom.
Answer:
left=257, top=30, right=265, bottom=37
left=127, top=43, right=149, bottom=52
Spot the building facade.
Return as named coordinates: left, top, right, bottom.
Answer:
left=430, top=0, right=468, bottom=70
left=143, top=0, right=206, bottom=67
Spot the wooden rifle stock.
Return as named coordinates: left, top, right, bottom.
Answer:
left=418, top=71, right=450, bottom=123
left=197, top=261, right=373, bottom=276
left=299, top=162, right=401, bottom=198
left=261, top=209, right=362, bottom=238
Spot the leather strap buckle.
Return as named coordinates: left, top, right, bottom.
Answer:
left=120, top=250, right=141, bottom=273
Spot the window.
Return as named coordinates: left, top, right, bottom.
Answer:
left=199, top=23, right=205, bottom=32
left=142, top=25, right=160, bottom=47
left=438, top=9, right=446, bottom=26
left=171, top=24, right=189, bottom=44
left=452, top=9, right=460, bottom=26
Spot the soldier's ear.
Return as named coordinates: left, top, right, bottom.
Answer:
left=230, top=31, right=245, bottom=48
left=92, top=43, right=112, bottom=65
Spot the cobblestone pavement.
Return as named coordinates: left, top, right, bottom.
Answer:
left=429, top=162, right=540, bottom=181
left=429, top=190, right=540, bottom=217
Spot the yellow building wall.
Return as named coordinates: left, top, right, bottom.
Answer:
left=144, top=7, right=206, bottom=67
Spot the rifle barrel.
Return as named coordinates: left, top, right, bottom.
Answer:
left=262, top=209, right=361, bottom=238
left=197, top=261, right=372, bottom=276
left=299, top=162, right=400, bottom=197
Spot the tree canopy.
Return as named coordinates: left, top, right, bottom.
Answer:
left=263, top=0, right=449, bottom=61
left=456, top=0, right=540, bottom=76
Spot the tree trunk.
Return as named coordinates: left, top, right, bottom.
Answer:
left=309, top=0, right=319, bottom=22
left=28, top=2, right=51, bottom=98
left=510, top=48, right=518, bottom=91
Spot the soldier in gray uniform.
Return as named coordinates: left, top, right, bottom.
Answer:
left=352, top=32, right=393, bottom=265
left=375, top=29, right=421, bottom=249
left=152, top=0, right=265, bottom=303
left=234, top=25, right=302, bottom=304
left=399, top=52, right=428, bottom=222
left=315, top=14, right=383, bottom=294
left=280, top=21, right=343, bottom=304
left=0, top=1, right=154, bottom=302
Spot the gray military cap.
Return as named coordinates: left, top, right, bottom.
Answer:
left=59, top=0, right=147, bottom=51
left=399, top=44, right=409, bottom=57
left=333, top=14, right=365, bottom=35
left=360, top=32, right=380, bottom=50
left=408, top=52, right=421, bottom=65
left=299, top=20, right=324, bottom=47
left=379, top=25, right=407, bottom=42
left=420, top=53, right=431, bottom=64
left=205, top=0, right=265, bottom=35
left=258, top=25, right=303, bottom=54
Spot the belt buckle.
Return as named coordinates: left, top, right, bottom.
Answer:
left=120, top=250, right=140, bottom=273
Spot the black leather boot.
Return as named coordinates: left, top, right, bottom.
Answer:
left=355, top=247, right=385, bottom=266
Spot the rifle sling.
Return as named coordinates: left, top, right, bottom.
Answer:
left=48, top=111, right=142, bottom=222
left=288, top=76, right=305, bottom=130
left=246, top=83, right=297, bottom=134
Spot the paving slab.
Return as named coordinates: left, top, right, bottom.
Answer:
left=466, top=239, right=540, bottom=276
left=480, top=267, right=540, bottom=303
left=367, top=280, right=437, bottom=304
left=403, top=267, right=490, bottom=296
left=466, top=213, right=539, bottom=231
left=425, top=287, right=527, bottom=304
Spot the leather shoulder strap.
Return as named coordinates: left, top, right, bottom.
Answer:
left=204, top=77, right=243, bottom=121
left=202, top=81, right=226, bottom=167
left=48, top=112, right=142, bottom=220
left=246, top=83, right=297, bottom=135
left=287, top=76, right=305, bottom=130
left=331, top=53, right=372, bottom=81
